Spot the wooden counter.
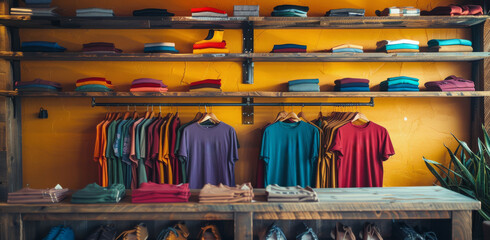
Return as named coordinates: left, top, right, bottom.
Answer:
left=0, top=186, right=480, bottom=240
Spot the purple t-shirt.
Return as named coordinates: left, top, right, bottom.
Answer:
left=178, top=122, right=239, bottom=189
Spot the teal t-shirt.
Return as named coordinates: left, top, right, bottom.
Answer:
left=260, top=121, right=319, bottom=187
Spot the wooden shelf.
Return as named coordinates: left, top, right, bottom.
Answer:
left=0, top=15, right=487, bottom=29
left=7, top=91, right=490, bottom=98
left=1, top=51, right=488, bottom=62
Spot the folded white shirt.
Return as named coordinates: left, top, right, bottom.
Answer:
left=385, top=39, right=420, bottom=45
left=76, top=8, right=114, bottom=14
left=192, top=12, right=228, bottom=17
left=77, top=13, right=114, bottom=17
left=144, top=42, right=176, bottom=48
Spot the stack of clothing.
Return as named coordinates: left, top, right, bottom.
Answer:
left=425, top=75, right=475, bottom=91
left=21, top=41, right=66, bottom=52
left=199, top=183, right=253, bottom=203
left=130, top=78, right=168, bottom=92
left=271, top=5, right=309, bottom=17
left=75, top=77, right=114, bottom=92
left=10, top=7, right=57, bottom=16
left=288, top=79, right=319, bottom=92
left=144, top=42, right=179, bottom=53
left=334, top=78, right=370, bottom=92
left=428, top=39, right=473, bottom=52
left=266, top=184, right=318, bottom=202
left=376, top=7, right=420, bottom=16
left=191, top=7, right=227, bottom=18
left=82, top=42, right=122, bottom=54
left=193, top=29, right=229, bottom=54
left=71, top=183, right=125, bottom=203
left=331, top=44, right=363, bottom=53
left=189, top=79, right=221, bottom=92
left=133, top=8, right=175, bottom=17
left=76, top=8, right=114, bottom=17
left=271, top=44, right=306, bottom=53
left=376, top=39, right=419, bottom=53
left=15, top=78, right=61, bottom=92
left=325, top=8, right=365, bottom=17
left=24, top=0, right=51, bottom=7
left=7, top=185, right=68, bottom=204
left=380, top=76, right=420, bottom=91
left=132, top=182, right=190, bottom=203
left=234, top=5, right=259, bottom=17
left=422, top=5, right=483, bottom=16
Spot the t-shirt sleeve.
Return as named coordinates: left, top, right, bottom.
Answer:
left=178, top=128, right=189, bottom=162
left=310, top=127, right=320, bottom=163
left=230, top=128, right=239, bottom=162
left=329, top=129, right=343, bottom=156
left=259, top=128, right=270, bottom=163
left=380, top=129, right=395, bottom=161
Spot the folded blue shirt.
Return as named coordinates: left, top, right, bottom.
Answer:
left=384, top=44, right=419, bottom=51
left=22, top=41, right=66, bottom=50
left=387, top=76, right=419, bottom=82
left=334, top=87, right=370, bottom=92
left=288, top=79, right=319, bottom=86
left=332, top=48, right=363, bottom=53
left=144, top=46, right=179, bottom=53
left=272, top=44, right=307, bottom=50
left=383, top=88, right=420, bottom=92
left=22, top=46, right=66, bottom=52
left=16, top=84, right=59, bottom=90
left=381, top=83, right=420, bottom=90
left=289, top=83, right=320, bottom=92
left=75, top=84, right=113, bottom=92
left=428, top=39, right=472, bottom=47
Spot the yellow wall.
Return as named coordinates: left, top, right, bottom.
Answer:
left=21, top=0, right=471, bottom=189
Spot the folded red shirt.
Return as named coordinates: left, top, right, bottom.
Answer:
left=191, top=7, right=226, bottom=14
left=189, top=83, right=221, bottom=90
left=82, top=42, right=115, bottom=48
left=83, top=46, right=123, bottom=53
left=190, top=79, right=221, bottom=86
left=271, top=48, right=307, bottom=53
left=131, top=83, right=167, bottom=88
left=76, top=77, right=111, bottom=84
left=193, top=41, right=227, bottom=49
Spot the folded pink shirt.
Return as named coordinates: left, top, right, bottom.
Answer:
left=130, top=87, right=168, bottom=92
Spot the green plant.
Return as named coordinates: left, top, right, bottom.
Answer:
left=423, top=126, right=490, bottom=221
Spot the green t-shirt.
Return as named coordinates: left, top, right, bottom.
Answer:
left=260, top=121, right=319, bottom=187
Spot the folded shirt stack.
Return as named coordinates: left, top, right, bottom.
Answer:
left=331, top=44, right=363, bottom=53
left=132, top=182, right=190, bottom=203
left=130, top=78, right=168, bottom=92
left=191, top=7, right=227, bottom=18
left=71, top=183, right=125, bottom=204
left=21, top=41, right=66, bottom=52
left=199, top=183, right=254, bottom=203
left=75, top=77, right=114, bottom=92
left=133, top=8, right=175, bottom=17
left=325, top=8, right=365, bottom=17
left=266, top=184, right=318, bottom=202
left=189, top=79, right=221, bottom=92
left=376, top=39, right=419, bottom=53
left=428, top=39, right=473, bottom=52
left=10, top=7, right=58, bottom=16
left=233, top=5, right=259, bottom=17
left=144, top=42, right=179, bottom=53
left=7, top=186, right=68, bottom=204
left=425, top=75, right=475, bottom=91
left=376, top=7, right=420, bottom=16
left=271, top=5, right=309, bottom=17
left=288, top=79, right=320, bottom=92
left=24, top=0, right=52, bottom=7
left=15, top=78, right=62, bottom=92
left=193, top=29, right=229, bottom=54
left=334, top=78, right=370, bottom=92
left=422, top=5, right=483, bottom=16
left=82, top=42, right=122, bottom=54
left=76, top=8, right=114, bottom=17
left=380, top=76, right=420, bottom=91
left=271, top=43, right=306, bottom=53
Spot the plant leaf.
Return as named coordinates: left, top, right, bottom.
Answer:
left=444, top=144, right=476, bottom=189
left=423, top=157, right=450, bottom=188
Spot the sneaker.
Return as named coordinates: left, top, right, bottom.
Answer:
left=156, top=223, right=189, bottom=240
left=359, top=223, right=383, bottom=240
left=54, top=227, right=75, bottom=240
left=42, top=225, right=63, bottom=240
left=296, top=223, right=319, bottom=240
left=264, top=223, right=286, bottom=240
left=331, top=223, right=356, bottom=240
left=392, top=222, right=423, bottom=240
left=87, top=224, right=117, bottom=240
left=198, top=225, right=221, bottom=240
left=116, top=223, right=148, bottom=240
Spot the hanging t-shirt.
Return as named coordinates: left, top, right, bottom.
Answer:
left=330, top=122, right=395, bottom=188
left=178, top=122, right=239, bottom=189
left=260, top=121, right=320, bottom=187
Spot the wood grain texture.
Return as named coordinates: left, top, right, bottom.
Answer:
left=22, top=212, right=234, bottom=221
left=0, top=213, right=21, bottom=240
left=235, top=212, right=253, bottom=240
left=253, top=211, right=451, bottom=220
left=0, top=15, right=487, bottom=29
left=452, top=211, right=472, bottom=240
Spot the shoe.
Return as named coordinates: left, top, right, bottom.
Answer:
left=116, top=223, right=148, bottom=240
left=392, top=222, right=423, bottom=240
left=264, top=223, right=286, bottom=240
left=198, top=225, right=221, bottom=240
left=359, top=223, right=383, bottom=240
left=296, top=223, right=319, bottom=240
left=195, top=30, right=224, bottom=44
left=54, top=227, right=75, bottom=240
left=87, top=224, right=117, bottom=240
left=156, top=223, right=189, bottom=240
left=422, top=231, right=437, bottom=240
left=42, top=225, right=63, bottom=240
left=331, top=223, right=356, bottom=240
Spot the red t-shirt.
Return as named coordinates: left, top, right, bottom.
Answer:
left=330, top=122, right=394, bottom=188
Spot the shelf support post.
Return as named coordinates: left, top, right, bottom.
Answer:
left=242, top=21, right=254, bottom=84
left=242, top=97, right=254, bottom=125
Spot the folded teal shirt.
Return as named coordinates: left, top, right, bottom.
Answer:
left=288, top=78, right=319, bottom=86
left=387, top=76, right=419, bottom=82
left=380, top=79, right=419, bottom=87
left=332, top=48, right=363, bottom=53
left=71, top=183, right=125, bottom=203
left=288, top=83, right=319, bottom=92
left=385, top=44, right=419, bottom=50
left=75, top=84, right=113, bottom=92
left=335, top=87, right=370, bottom=92
left=428, top=39, right=472, bottom=47
left=383, top=88, right=419, bottom=92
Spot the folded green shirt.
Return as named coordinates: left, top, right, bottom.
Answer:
left=75, top=84, right=113, bottom=92
left=387, top=76, right=419, bottom=82
left=428, top=39, right=472, bottom=47
left=71, top=183, right=125, bottom=203
left=380, top=79, right=419, bottom=87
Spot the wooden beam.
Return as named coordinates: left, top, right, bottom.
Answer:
left=235, top=212, right=253, bottom=240
left=452, top=211, right=472, bottom=240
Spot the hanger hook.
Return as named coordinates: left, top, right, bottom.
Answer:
left=205, top=105, right=208, bottom=113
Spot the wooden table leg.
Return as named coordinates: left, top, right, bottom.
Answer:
left=452, top=210, right=472, bottom=240
left=0, top=213, right=22, bottom=240
left=234, top=212, right=253, bottom=240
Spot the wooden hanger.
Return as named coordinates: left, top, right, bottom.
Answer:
left=273, top=111, right=288, bottom=123
left=198, top=106, right=220, bottom=124
left=351, top=112, right=369, bottom=124
left=282, top=111, right=301, bottom=122
left=192, top=112, right=203, bottom=122
left=298, top=106, right=307, bottom=121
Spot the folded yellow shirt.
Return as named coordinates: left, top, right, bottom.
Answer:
left=332, top=44, right=363, bottom=51
left=76, top=81, right=114, bottom=89
left=193, top=48, right=229, bottom=54
left=429, top=45, right=473, bottom=52
left=189, top=88, right=222, bottom=92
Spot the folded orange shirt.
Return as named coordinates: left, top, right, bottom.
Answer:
left=130, top=87, right=168, bottom=92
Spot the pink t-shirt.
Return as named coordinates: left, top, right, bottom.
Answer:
left=330, top=122, right=395, bottom=188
